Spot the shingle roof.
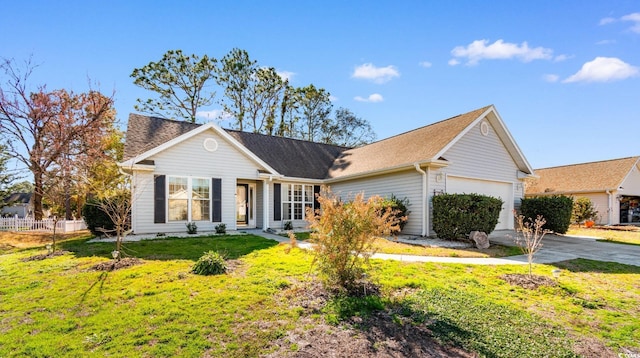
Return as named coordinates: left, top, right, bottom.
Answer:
left=225, top=130, right=348, bottom=179
left=124, top=114, right=200, bottom=160
left=527, top=156, right=640, bottom=194
left=327, top=105, right=491, bottom=178
left=123, top=114, right=348, bottom=179
left=123, top=105, right=496, bottom=180
left=2, top=192, right=32, bottom=204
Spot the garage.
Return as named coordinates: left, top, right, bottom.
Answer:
left=446, top=176, right=514, bottom=230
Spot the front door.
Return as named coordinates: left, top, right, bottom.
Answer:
left=236, top=184, right=249, bottom=226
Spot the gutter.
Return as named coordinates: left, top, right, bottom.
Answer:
left=414, top=163, right=428, bottom=236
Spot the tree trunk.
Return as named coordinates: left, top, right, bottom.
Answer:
left=33, top=172, right=44, bottom=220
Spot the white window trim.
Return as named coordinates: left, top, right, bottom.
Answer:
left=282, top=184, right=314, bottom=221
left=167, top=176, right=212, bottom=222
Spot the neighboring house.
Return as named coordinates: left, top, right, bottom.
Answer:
left=526, top=156, right=640, bottom=225
left=120, top=105, right=534, bottom=236
left=1, top=192, right=33, bottom=218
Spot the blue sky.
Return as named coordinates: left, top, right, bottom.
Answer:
left=2, top=0, right=639, bottom=170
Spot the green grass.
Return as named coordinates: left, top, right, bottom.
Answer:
left=1, top=234, right=638, bottom=357
left=567, top=227, right=640, bottom=246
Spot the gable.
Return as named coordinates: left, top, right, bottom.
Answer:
left=147, top=128, right=266, bottom=178
left=620, top=161, right=640, bottom=194
left=441, top=119, right=520, bottom=182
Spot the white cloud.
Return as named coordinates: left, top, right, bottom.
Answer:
left=276, top=70, right=295, bottom=82
left=352, top=63, right=400, bottom=83
left=563, top=57, right=639, bottom=83
left=621, top=12, right=640, bottom=33
left=450, top=39, right=553, bottom=65
left=354, top=93, right=384, bottom=102
left=448, top=58, right=460, bottom=66
left=419, top=61, right=432, bottom=68
left=543, top=74, right=559, bottom=83
left=196, top=109, right=233, bottom=121
left=329, top=95, right=339, bottom=102
left=599, top=17, right=616, bottom=25
left=599, top=12, right=640, bottom=33
left=596, top=39, right=616, bottom=45
left=553, top=54, right=572, bottom=62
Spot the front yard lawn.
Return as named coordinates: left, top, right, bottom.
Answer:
left=567, top=226, right=640, bottom=246
left=1, top=234, right=638, bottom=357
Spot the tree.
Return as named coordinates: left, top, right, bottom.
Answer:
left=276, top=82, right=301, bottom=138
left=248, top=67, right=285, bottom=135
left=321, top=108, right=376, bottom=147
left=296, top=84, right=332, bottom=142
left=513, top=214, right=548, bottom=276
left=0, top=58, right=117, bottom=220
left=215, top=48, right=257, bottom=131
left=0, top=144, right=18, bottom=206
left=131, top=49, right=217, bottom=122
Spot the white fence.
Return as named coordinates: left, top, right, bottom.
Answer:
left=0, top=216, right=87, bottom=233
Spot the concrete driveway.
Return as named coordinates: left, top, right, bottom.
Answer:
left=488, top=230, right=640, bottom=267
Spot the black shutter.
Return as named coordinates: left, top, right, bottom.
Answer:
left=314, top=185, right=321, bottom=210
left=273, top=183, right=281, bottom=221
left=212, top=178, right=222, bottom=222
left=154, top=175, right=166, bottom=223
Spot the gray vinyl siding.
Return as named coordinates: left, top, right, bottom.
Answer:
left=132, top=129, right=264, bottom=234
left=330, top=170, right=423, bottom=235
left=572, top=193, right=610, bottom=225
left=439, top=120, right=523, bottom=229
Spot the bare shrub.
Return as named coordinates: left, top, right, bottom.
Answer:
left=514, top=213, right=549, bottom=276
left=306, top=187, right=404, bottom=294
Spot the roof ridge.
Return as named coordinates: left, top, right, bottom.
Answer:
left=350, top=104, right=492, bottom=149
left=223, top=128, right=351, bottom=149
left=535, top=155, right=640, bottom=170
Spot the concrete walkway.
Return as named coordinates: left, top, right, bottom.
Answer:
left=92, top=228, right=639, bottom=267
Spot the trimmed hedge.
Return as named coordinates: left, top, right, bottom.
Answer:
left=432, top=193, right=503, bottom=240
left=81, top=199, right=116, bottom=236
left=520, top=195, right=573, bottom=234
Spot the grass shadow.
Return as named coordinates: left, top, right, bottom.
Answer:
left=60, top=234, right=278, bottom=261
left=554, top=258, right=640, bottom=274
left=79, top=271, right=109, bottom=304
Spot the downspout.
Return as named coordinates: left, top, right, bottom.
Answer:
left=606, top=189, right=613, bottom=226
left=414, top=164, right=428, bottom=236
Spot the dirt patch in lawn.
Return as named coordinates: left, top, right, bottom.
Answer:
left=500, top=273, right=557, bottom=290
left=265, top=282, right=475, bottom=358
left=21, top=250, right=71, bottom=261
left=90, top=258, right=144, bottom=271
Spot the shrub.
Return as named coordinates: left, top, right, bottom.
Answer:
left=379, top=195, right=411, bottom=234
left=432, top=193, right=503, bottom=240
left=186, top=222, right=198, bottom=234
left=572, top=197, right=598, bottom=224
left=306, top=187, right=403, bottom=294
left=192, top=251, right=227, bottom=275
left=283, top=221, right=293, bottom=230
left=520, top=196, right=573, bottom=234
left=215, top=223, right=226, bottom=234
left=82, top=198, right=117, bottom=236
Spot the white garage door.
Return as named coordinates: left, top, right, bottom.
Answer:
left=446, top=177, right=513, bottom=230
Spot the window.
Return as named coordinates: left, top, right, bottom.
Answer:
left=282, top=184, right=314, bottom=220
left=168, top=177, right=210, bottom=222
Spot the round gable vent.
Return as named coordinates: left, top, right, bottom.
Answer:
left=203, top=137, right=218, bottom=152
left=480, top=121, right=489, bottom=136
